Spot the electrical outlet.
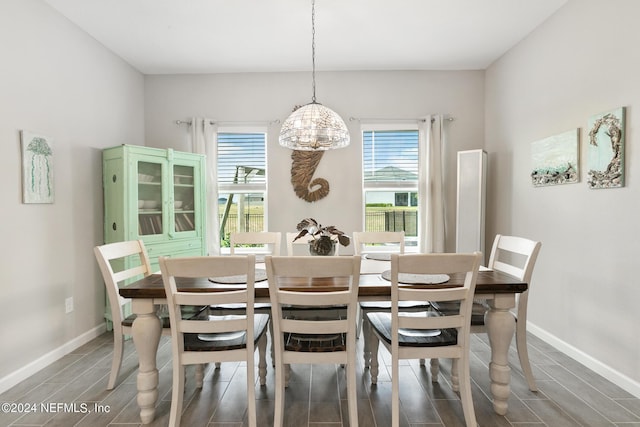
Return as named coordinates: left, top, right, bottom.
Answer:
left=65, top=297, right=74, bottom=314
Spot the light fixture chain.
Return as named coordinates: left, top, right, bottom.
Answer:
left=311, top=0, right=316, bottom=103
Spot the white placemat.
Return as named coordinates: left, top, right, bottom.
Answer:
left=209, top=268, right=268, bottom=284
left=380, top=270, right=450, bottom=284
left=364, top=253, right=392, bottom=261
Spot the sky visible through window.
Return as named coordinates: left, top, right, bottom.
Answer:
left=363, top=130, right=419, bottom=181
left=217, top=132, right=266, bottom=185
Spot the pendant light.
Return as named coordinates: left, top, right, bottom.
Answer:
left=279, top=0, right=350, bottom=150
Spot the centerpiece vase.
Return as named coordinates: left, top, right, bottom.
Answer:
left=309, top=236, right=336, bottom=256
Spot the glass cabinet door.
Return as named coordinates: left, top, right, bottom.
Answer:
left=173, top=164, right=196, bottom=233
left=137, top=161, right=164, bottom=236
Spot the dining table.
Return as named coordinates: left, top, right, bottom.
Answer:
left=119, top=257, right=527, bottom=423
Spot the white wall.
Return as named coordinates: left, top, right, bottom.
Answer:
left=0, top=0, right=144, bottom=388
left=144, top=71, right=485, bottom=253
left=485, top=0, right=640, bottom=393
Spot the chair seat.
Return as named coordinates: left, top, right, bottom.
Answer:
left=184, top=313, right=269, bottom=351
left=431, top=300, right=489, bottom=325
left=360, top=301, right=430, bottom=310
left=366, top=312, right=457, bottom=347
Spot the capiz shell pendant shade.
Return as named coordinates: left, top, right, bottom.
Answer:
left=279, top=102, right=350, bottom=150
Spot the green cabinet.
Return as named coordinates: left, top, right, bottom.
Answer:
left=101, top=145, right=207, bottom=324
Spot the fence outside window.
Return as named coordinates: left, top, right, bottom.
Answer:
left=218, top=210, right=417, bottom=242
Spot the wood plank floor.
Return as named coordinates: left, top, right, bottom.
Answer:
left=1, top=330, right=639, bottom=426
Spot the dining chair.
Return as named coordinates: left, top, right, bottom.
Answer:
left=366, top=252, right=482, bottom=427
left=265, top=255, right=361, bottom=427
left=213, top=231, right=281, bottom=365
left=354, top=231, right=431, bottom=367
left=94, top=240, right=172, bottom=390
left=354, top=231, right=406, bottom=339
left=285, top=231, right=340, bottom=256
left=159, top=254, right=269, bottom=427
left=440, top=234, right=543, bottom=392
left=230, top=231, right=282, bottom=261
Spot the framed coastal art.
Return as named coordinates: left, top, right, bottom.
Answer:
left=21, top=130, right=54, bottom=203
left=530, top=129, right=579, bottom=187
left=587, top=107, right=625, bottom=189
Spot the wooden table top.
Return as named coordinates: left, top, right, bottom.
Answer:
left=119, top=269, right=527, bottom=300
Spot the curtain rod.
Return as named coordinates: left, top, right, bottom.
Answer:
left=175, top=119, right=280, bottom=126
left=348, top=116, right=454, bottom=123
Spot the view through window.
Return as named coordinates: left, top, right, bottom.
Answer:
left=217, top=131, right=267, bottom=248
left=363, top=128, right=419, bottom=248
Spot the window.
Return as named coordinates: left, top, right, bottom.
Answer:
left=217, top=130, right=267, bottom=248
left=362, top=127, right=419, bottom=249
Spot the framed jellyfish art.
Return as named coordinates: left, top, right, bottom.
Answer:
left=21, top=130, right=54, bottom=203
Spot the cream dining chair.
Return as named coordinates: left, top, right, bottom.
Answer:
left=354, top=231, right=406, bottom=339
left=94, top=240, right=208, bottom=390
left=432, top=234, right=542, bottom=391
left=159, top=254, right=269, bottom=427
left=354, top=231, right=431, bottom=369
left=230, top=231, right=282, bottom=261
left=93, top=240, right=172, bottom=390
left=265, top=255, right=361, bottom=427
left=213, top=231, right=281, bottom=365
left=366, top=252, right=482, bottom=427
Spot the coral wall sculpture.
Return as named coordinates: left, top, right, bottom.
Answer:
left=587, top=107, right=625, bottom=189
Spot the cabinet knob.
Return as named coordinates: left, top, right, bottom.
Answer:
left=112, top=222, right=117, bottom=231
left=112, top=174, right=117, bottom=183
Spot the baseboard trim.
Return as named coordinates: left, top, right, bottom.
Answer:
left=0, top=323, right=107, bottom=394
left=528, top=322, right=640, bottom=398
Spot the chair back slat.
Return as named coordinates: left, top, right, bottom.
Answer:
left=353, top=231, right=405, bottom=255
left=278, top=289, right=352, bottom=306
left=179, top=317, right=248, bottom=334
left=398, top=313, right=464, bottom=330
left=174, top=290, right=247, bottom=306
left=487, top=234, right=542, bottom=282
left=269, top=255, right=355, bottom=277
left=397, top=286, right=468, bottom=303
left=112, top=265, right=148, bottom=283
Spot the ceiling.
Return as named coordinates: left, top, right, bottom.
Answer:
left=43, top=0, right=568, bottom=75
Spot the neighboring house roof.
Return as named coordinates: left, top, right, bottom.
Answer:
left=364, top=166, right=418, bottom=181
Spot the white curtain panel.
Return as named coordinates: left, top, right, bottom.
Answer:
left=418, top=115, right=447, bottom=253
left=190, top=117, right=220, bottom=255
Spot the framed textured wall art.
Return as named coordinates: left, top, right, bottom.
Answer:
left=587, top=107, right=625, bottom=189
left=21, top=130, right=54, bottom=203
left=530, top=129, right=579, bottom=187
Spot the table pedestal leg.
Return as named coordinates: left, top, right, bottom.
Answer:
left=485, top=294, right=516, bottom=416
left=131, top=300, right=162, bottom=424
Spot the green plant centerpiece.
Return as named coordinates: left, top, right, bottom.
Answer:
left=293, top=217, right=350, bottom=256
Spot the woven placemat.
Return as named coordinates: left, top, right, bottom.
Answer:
left=209, top=268, right=268, bottom=284
left=364, top=253, right=392, bottom=261
left=380, top=270, right=450, bottom=284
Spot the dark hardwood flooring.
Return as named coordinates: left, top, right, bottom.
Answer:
left=1, top=330, right=639, bottom=426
